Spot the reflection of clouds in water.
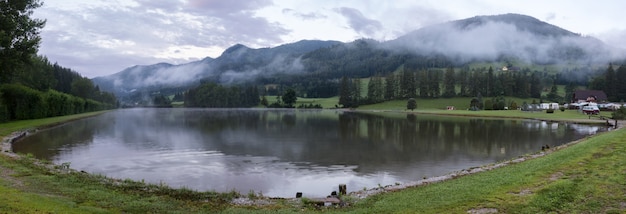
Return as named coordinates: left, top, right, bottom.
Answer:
left=568, top=123, right=599, bottom=135
left=18, top=109, right=609, bottom=198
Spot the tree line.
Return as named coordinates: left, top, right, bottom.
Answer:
left=589, top=64, right=626, bottom=102
left=184, top=82, right=259, bottom=108
left=338, top=66, right=550, bottom=108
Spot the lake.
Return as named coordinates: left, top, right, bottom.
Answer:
left=13, top=108, right=607, bottom=198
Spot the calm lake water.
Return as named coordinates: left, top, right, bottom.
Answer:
left=13, top=108, right=607, bottom=198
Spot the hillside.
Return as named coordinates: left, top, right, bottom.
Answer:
left=92, top=40, right=341, bottom=100
left=92, top=13, right=623, bottom=103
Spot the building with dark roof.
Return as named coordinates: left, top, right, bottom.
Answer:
left=571, top=90, right=608, bottom=103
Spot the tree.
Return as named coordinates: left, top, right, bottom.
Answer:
left=530, top=72, right=542, bottom=98
left=458, top=66, right=470, bottom=96
left=353, top=78, right=361, bottom=106
left=605, top=64, right=617, bottom=101
left=71, top=77, right=95, bottom=99
left=486, top=66, right=495, bottom=96
left=339, top=76, right=352, bottom=107
left=546, top=80, right=560, bottom=102
left=0, top=0, right=46, bottom=83
left=407, top=98, right=417, bottom=111
left=367, top=75, right=384, bottom=103
left=442, top=67, right=456, bottom=97
left=564, top=82, right=577, bottom=103
left=400, top=69, right=416, bottom=99
left=282, top=88, right=297, bottom=108
left=384, top=73, right=397, bottom=100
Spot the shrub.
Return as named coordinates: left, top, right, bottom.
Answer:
left=612, top=107, right=626, bottom=120
left=484, top=100, right=493, bottom=110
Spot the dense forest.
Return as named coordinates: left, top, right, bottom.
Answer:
left=0, top=0, right=117, bottom=121
left=589, top=64, right=626, bottom=102
left=184, top=83, right=259, bottom=108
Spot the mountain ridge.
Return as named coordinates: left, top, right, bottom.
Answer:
left=92, top=13, right=622, bottom=102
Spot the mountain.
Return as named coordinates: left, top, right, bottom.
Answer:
left=93, top=14, right=623, bottom=102
left=387, top=13, right=610, bottom=63
left=92, top=40, right=342, bottom=98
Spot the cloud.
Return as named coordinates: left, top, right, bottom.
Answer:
left=544, top=12, right=556, bottom=22
left=184, top=0, right=272, bottom=16
left=390, top=19, right=617, bottom=66
left=282, top=8, right=327, bottom=20
left=334, top=7, right=382, bottom=38
left=596, top=29, right=626, bottom=53
left=35, top=0, right=290, bottom=77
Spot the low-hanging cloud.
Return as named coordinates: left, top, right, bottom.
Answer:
left=282, top=8, right=328, bottom=20
left=334, top=7, right=383, bottom=38
left=388, top=18, right=623, bottom=65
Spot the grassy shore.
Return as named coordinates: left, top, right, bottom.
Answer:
left=1, top=108, right=624, bottom=213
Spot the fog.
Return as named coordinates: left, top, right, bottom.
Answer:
left=95, top=15, right=626, bottom=95
left=388, top=20, right=623, bottom=65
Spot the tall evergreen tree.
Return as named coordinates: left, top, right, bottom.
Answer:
left=428, top=70, right=440, bottom=98
left=442, top=67, right=456, bottom=97
left=616, top=65, right=626, bottom=101
left=352, top=78, right=362, bottom=107
left=384, top=73, right=397, bottom=100
left=530, top=72, right=542, bottom=98
left=418, top=70, right=429, bottom=98
left=367, top=75, right=384, bottom=103
left=458, top=66, right=470, bottom=97
left=282, top=88, right=297, bottom=108
left=605, top=64, right=616, bottom=101
left=400, top=69, right=416, bottom=98
left=486, top=66, right=495, bottom=96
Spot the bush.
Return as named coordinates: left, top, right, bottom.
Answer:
left=559, top=106, right=565, bottom=112
left=509, top=101, right=518, bottom=110
left=0, top=84, right=47, bottom=120
left=484, top=100, right=493, bottom=110
left=546, top=109, right=555, bottom=114
left=612, top=107, right=626, bottom=120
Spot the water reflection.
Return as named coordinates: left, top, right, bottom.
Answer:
left=13, top=108, right=607, bottom=197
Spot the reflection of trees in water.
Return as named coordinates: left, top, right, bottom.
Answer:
left=332, top=112, right=599, bottom=173
left=13, top=113, right=116, bottom=160
left=15, top=109, right=606, bottom=176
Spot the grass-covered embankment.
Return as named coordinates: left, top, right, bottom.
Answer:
left=0, top=111, right=244, bottom=213
left=341, top=127, right=626, bottom=213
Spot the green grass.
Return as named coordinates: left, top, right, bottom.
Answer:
left=360, top=97, right=547, bottom=110
left=0, top=111, right=108, bottom=137
left=263, top=96, right=339, bottom=108
left=341, top=128, right=626, bottom=213
left=0, top=152, right=241, bottom=213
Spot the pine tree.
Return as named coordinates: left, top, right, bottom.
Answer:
left=443, top=67, right=456, bottom=97
left=384, top=73, right=397, bottom=100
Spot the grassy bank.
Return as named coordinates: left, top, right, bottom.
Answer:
left=341, top=127, right=626, bottom=213
left=0, top=111, right=248, bottom=213
left=1, top=108, right=624, bottom=213
left=0, top=111, right=110, bottom=137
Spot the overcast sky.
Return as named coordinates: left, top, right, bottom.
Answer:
left=33, top=0, right=626, bottom=78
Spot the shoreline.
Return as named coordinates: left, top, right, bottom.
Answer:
left=1, top=109, right=623, bottom=207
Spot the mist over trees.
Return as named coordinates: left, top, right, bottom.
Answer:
left=589, top=64, right=626, bottom=102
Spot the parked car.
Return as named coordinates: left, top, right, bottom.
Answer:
left=582, top=106, right=600, bottom=115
